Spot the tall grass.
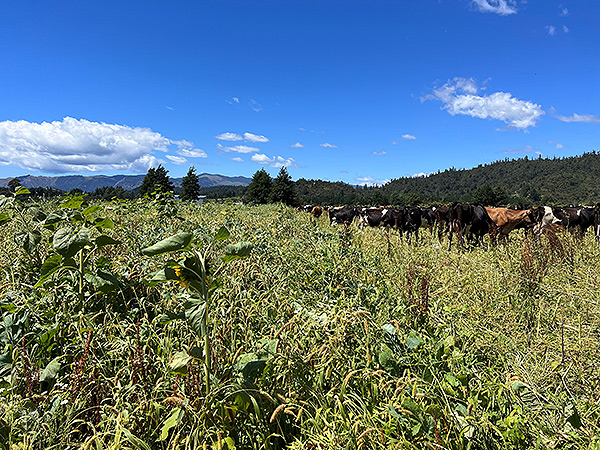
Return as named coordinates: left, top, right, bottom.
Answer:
left=1, top=200, right=599, bottom=449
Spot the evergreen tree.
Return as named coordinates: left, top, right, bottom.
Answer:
left=271, top=166, right=297, bottom=206
left=246, top=168, right=272, bottom=204
left=180, top=166, right=201, bottom=201
left=139, top=164, right=174, bottom=197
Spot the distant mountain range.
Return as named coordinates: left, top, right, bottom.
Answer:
left=0, top=173, right=251, bottom=192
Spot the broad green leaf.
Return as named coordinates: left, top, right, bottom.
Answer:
left=221, top=241, right=253, bottom=263
left=95, top=235, right=121, bottom=247
left=85, top=270, right=121, bottom=293
left=141, top=232, right=193, bottom=256
left=147, top=267, right=179, bottom=285
left=93, top=217, right=114, bottom=229
left=82, top=205, right=101, bottom=218
left=44, top=210, right=69, bottom=228
left=39, top=324, right=59, bottom=347
left=0, top=213, right=11, bottom=226
left=169, top=351, right=191, bottom=374
left=185, top=301, right=207, bottom=339
left=15, top=230, right=42, bottom=254
left=28, top=206, right=47, bottom=222
left=158, top=407, right=184, bottom=441
left=53, top=227, right=91, bottom=257
left=213, top=225, right=230, bottom=242
left=405, top=336, right=421, bottom=350
left=35, top=254, right=64, bottom=287
left=0, top=351, right=11, bottom=377
left=15, top=186, right=30, bottom=196
left=60, top=195, right=85, bottom=209
left=40, top=357, right=61, bottom=383
left=566, top=405, right=582, bottom=429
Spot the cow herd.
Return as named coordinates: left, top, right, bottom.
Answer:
left=297, top=204, right=600, bottom=249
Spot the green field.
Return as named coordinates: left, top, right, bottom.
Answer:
left=1, top=195, right=599, bottom=449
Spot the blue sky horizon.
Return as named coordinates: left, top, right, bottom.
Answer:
left=1, top=1, right=599, bottom=185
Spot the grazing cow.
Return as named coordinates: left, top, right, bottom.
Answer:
left=329, top=206, right=358, bottom=226
left=448, top=203, right=497, bottom=249
left=432, top=206, right=451, bottom=241
left=419, top=206, right=437, bottom=232
left=531, top=206, right=567, bottom=233
left=385, top=206, right=421, bottom=242
left=485, top=207, right=534, bottom=240
left=561, top=206, right=596, bottom=237
left=310, top=206, right=323, bottom=220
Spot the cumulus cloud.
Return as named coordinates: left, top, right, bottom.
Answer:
left=552, top=110, right=600, bottom=123
left=251, top=153, right=297, bottom=168
left=0, top=116, right=202, bottom=173
left=371, top=151, right=387, bottom=156
left=217, top=143, right=260, bottom=154
left=215, top=132, right=243, bottom=141
left=229, top=156, right=244, bottom=162
left=165, top=155, right=188, bottom=164
left=243, top=132, right=269, bottom=143
left=423, top=77, right=544, bottom=130
left=320, top=143, right=338, bottom=148
left=290, top=142, right=304, bottom=148
left=402, top=134, right=416, bottom=140
left=178, top=148, right=208, bottom=158
left=546, top=25, right=556, bottom=36
left=356, top=176, right=390, bottom=186
left=472, top=0, right=517, bottom=15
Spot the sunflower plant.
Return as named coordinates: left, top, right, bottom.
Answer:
left=142, top=226, right=252, bottom=395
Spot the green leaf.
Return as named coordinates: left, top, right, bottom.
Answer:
left=146, top=267, right=180, bottom=286
left=169, top=351, right=191, bottom=374
left=221, top=241, right=253, bottom=263
left=43, top=210, right=69, bottom=228
left=84, top=270, right=121, bottom=293
left=213, top=225, right=230, bottom=242
left=40, top=357, right=61, bottom=383
left=141, top=232, right=193, bottom=256
left=53, top=227, right=91, bottom=257
left=82, top=205, right=101, bottom=218
left=28, top=206, right=47, bottom=222
left=93, top=217, right=114, bottom=229
left=35, top=255, right=64, bottom=287
left=566, top=405, right=582, bottom=429
left=121, top=427, right=152, bottom=450
left=185, top=301, right=207, bottom=339
left=0, top=351, right=11, bottom=377
left=60, top=195, right=85, bottom=209
left=15, top=230, right=42, bottom=254
left=405, top=336, right=421, bottom=350
left=158, top=407, right=184, bottom=441
left=15, top=186, right=30, bottom=196
left=95, top=235, right=121, bottom=248
left=0, top=213, right=11, bottom=226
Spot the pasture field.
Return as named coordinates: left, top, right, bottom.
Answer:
left=1, top=196, right=600, bottom=449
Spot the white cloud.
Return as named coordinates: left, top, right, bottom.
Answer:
left=549, top=140, right=564, bottom=149
left=229, top=156, right=244, bottom=162
left=424, top=77, right=544, bottom=130
left=320, top=143, right=338, bottom=148
left=552, top=110, right=600, bottom=123
left=165, top=155, right=188, bottom=164
left=563, top=25, right=569, bottom=33
left=232, top=97, right=239, bottom=103
left=472, top=0, right=517, bottom=15
left=290, top=142, right=304, bottom=148
left=215, top=132, right=243, bottom=141
left=411, top=172, right=427, bottom=178
left=546, top=25, right=556, bottom=36
left=243, top=132, right=269, bottom=143
left=356, top=176, right=390, bottom=186
left=251, top=153, right=297, bottom=168
left=250, top=99, right=262, bottom=112
left=401, top=134, right=416, bottom=140
left=371, top=151, right=387, bottom=155
left=503, top=144, right=537, bottom=154
left=0, top=116, right=199, bottom=173
left=217, top=143, right=260, bottom=154
left=165, top=106, right=174, bottom=110
left=178, top=148, right=208, bottom=158
left=559, top=5, right=568, bottom=16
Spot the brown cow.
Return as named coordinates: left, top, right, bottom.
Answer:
left=485, top=207, right=533, bottom=239
left=310, top=206, right=323, bottom=220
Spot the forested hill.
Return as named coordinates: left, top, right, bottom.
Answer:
left=296, top=151, right=600, bottom=206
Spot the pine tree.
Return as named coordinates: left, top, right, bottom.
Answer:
left=271, top=166, right=297, bottom=206
left=246, top=168, right=272, bottom=204
left=139, top=164, right=174, bottom=197
left=180, top=166, right=201, bottom=201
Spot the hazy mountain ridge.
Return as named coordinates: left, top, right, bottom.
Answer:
left=0, top=173, right=251, bottom=192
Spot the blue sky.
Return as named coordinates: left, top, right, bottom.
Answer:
left=0, top=0, right=599, bottom=185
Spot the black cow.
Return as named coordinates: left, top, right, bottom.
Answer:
left=595, top=205, right=600, bottom=241
left=358, top=207, right=386, bottom=229
left=432, top=206, right=451, bottom=242
left=561, top=206, right=596, bottom=237
left=531, top=206, right=567, bottom=234
left=329, top=206, right=358, bottom=226
left=383, top=206, right=421, bottom=242
left=448, top=203, right=497, bottom=249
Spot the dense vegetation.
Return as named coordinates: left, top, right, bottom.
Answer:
left=1, top=190, right=599, bottom=449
